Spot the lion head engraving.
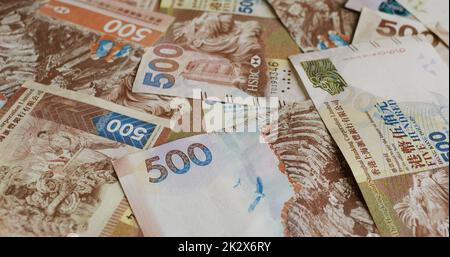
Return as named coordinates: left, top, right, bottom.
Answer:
left=301, top=59, right=348, bottom=96
left=172, top=12, right=267, bottom=96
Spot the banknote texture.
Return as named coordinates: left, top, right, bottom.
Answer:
left=132, top=0, right=307, bottom=104
left=0, top=0, right=179, bottom=119
left=291, top=37, right=449, bottom=236
left=398, top=0, right=449, bottom=46
left=346, top=0, right=412, bottom=17
left=352, top=8, right=449, bottom=64
left=0, top=81, right=171, bottom=236
left=267, top=0, right=359, bottom=52
left=113, top=101, right=379, bottom=237
left=119, top=0, right=159, bottom=10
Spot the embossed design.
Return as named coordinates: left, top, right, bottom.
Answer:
left=300, top=59, right=348, bottom=95
left=394, top=168, right=449, bottom=237
left=262, top=102, right=378, bottom=236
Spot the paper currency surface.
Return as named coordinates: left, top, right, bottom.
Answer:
left=346, top=0, right=412, bottom=17
left=0, top=93, right=6, bottom=109
left=119, top=0, right=159, bottom=10
left=0, top=0, right=179, bottom=119
left=290, top=37, right=449, bottom=236
left=397, top=0, right=449, bottom=46
left=131, top=0, right=307, bottom=105
left=0, top=81, right=174, bottom=236
left=267, top=0, right=359, bottom=52
left=113, top=101, right=379, bottom=237
left=353, top=8, right=449, bottom=64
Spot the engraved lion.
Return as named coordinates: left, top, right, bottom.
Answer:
left=394, top=168, right=449, bottom=237
left=172, top=12, right=267, bottom=96
left=301, top=59, right=348, bottom=96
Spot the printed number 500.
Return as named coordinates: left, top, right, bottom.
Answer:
left=103, top=19, right=152, bottom=42
left=143, top=44, right=183, bottom=89
left=106, top=119, right=147, bottom=141
left=429, top=132, right=449, bottom=162
left=146, top=143, right=213, bottom=183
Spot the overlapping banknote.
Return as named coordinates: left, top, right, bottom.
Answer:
left=266, top=0, right=359, bottom=52
left=346, top=0, right=412, bottom=17
left=290, top=37, right=449, bottom=236
left=0, top=0, right=182, bottom=120
left=119, top=0, right=159, bottom=10
left=131, top=0, right=307, bottom=105
left=0, top=82, right=282, bottom=236
left=0, top=81, right=187, bottom=236
left=112, top=101, right=379, bottom=236
left=353, top=8, right=449, bottom=63
left=397, top=0, right=449, bottom=46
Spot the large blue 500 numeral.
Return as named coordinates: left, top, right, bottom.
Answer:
left=143, top=72, right=175, bottom=89
left=429, top=131, right=449, bottom=162
left=146, top=143, right=213, bottom=183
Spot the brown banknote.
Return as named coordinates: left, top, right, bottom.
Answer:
left=118, top=0, right=159, bottom=10
left=0, top=0, right=178, bottom=119
left=131, top=0, right=307, bottom=105
left=0, top=81, right=182, bottom=236
left=266, top=0, right=359, bottom=52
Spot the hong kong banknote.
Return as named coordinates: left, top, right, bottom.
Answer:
left=131, top=0, right=307, bottom=105
left=0, top=81, right=178, bottom=236
left=346, top=0, right=412, bottom=17
left=113, top=101, right=379, bottom=237
left=290, top=37, right=449, bottom=236
left=266, top=0, right=359, bottom=52
left=353, top=8, right=449, bottom=64
left=119, top=0, right=159, bottom=10
left=0, top=93, right=6, bottom=109
left=397, top=0, right=449, bottom=46
left=0, top=0, right=180, bottom=119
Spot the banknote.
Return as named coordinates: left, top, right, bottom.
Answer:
left=266, top=0, right=359, bottom=52
left=0, top=93, right=6, bottom=109
left=397, top=0, right=449, bottom=46
left=131, top=0, right=307, bottom=105
left=346, top=0, right=412, bottom=17
left=353, top=8, right=449, bottom=64
left=113, top=101, right=379, bottom=237
left=0, top=0, right=178, bottom=119
left=290, top=37, right=449, bottom=236
left=119, top=0, right=159, bottom=10
left=0, top=81, right=177, bottom=236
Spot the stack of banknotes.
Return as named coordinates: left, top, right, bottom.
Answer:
left=0, top=0, right=448, bottom=237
